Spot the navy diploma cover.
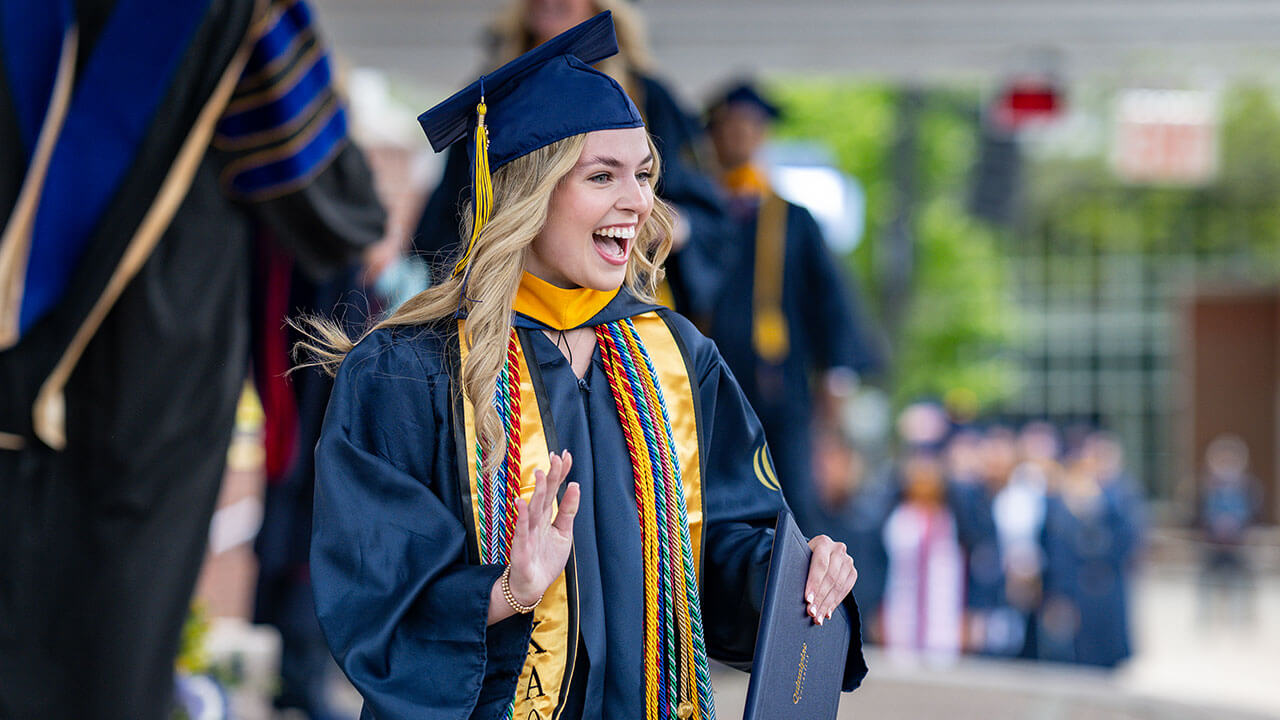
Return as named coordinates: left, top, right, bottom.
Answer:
left=743, top=509, right=851, bottom=720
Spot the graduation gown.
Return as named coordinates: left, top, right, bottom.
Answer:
left=311, top=290, right=867, bottom=720
left=709, top=195, right=881, bottom=537
left=0, top=1, right=383, bottom=715
left=1039, top=487, right=1140, bottom=668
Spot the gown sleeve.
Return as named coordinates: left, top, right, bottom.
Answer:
left=210, top=0, right=385, bottom=279
left=792, top=205, right=883, bottom=376
left=666, top=312, right=869, bottom=691
left=311, top=331, right=534, bottom=719
left=248, top=144, right=386, bottom=279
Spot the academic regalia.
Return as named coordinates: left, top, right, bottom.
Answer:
left=314, top=20, right=865, bottom=716
left=0, top=1, right=383, bottom=716
left=948, top=480, right=1005, bottom=612
left=708, top=186, right=882, bottom=538
left=992, top=462, right=1049, bottom=659
left=1040, top=483, right=1141, bottom=668
left=412, top=71, right=730, bottom=321
left=312, top=289, right=868, bottom=719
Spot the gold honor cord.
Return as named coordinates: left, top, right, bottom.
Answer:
left=631, top=313, right=704, bottom=581
left=453, top=97, right=492, bottom=277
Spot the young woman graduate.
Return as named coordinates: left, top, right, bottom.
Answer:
left=413, top=0, right=731, bottom=323
left=305, top=13, right=867, bottom=719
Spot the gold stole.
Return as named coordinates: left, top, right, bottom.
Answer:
left=456, top=310, right=705, bottom=717
left=459, top=321, right=570, bottom=720
left=752, top=191, right=789, bottom=365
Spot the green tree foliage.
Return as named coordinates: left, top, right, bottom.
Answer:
left=1026, top=85, right=1280, bottom=272
left=770, top=80, right=1019, bottom=409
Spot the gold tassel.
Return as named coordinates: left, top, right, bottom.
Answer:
left=452, top=98, right=493, bottom=277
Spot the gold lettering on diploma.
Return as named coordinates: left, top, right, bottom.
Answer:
left=793, top=642, right=808, bottom=704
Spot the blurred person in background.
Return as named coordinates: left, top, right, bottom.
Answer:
left=809, top=424, right=893, bottom=637
left=1083, top=430, right=1146, bottom=636
left=251, top=245, right=371, bottom=720
left=0, top=0, right=385, bottom=717
left=944, top=427, right=1006, bottom=655
left=1039, top=443, right=1143, bottom=668
left=412, top=0, right=730, bottom=322
left=880, top=446, right=966, bottom=662
left=703, top=80, right=883, bottom=538
left=992, top=423, right=1057, bottom=659
left=970, top=424, right=1027, bottom=655
left=1197, top=433, right=1262, bottom=624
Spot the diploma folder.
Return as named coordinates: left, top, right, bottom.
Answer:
left=742, top=509, right=850, bottom=720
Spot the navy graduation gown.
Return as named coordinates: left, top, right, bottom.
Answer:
left=949, top=480, right=1006, bottom=613
left=709, top=200, right=882, bottom=537
left=311, top=291, right=867, bottom=719
left=1039, top=488, right=1140, bottom=668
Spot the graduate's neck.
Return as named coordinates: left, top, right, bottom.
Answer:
left=514, top=271, right=618, bottom=331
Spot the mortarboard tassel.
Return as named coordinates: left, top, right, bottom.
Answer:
left=453, top=95, right=493, bottom=277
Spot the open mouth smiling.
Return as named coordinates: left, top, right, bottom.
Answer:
left=591, top=224, right=635, bottom=265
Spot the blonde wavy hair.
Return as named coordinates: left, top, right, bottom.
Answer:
left=299, top=131, right=674, bottom=474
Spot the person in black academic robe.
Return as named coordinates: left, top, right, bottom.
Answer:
left=309, top=14, right=865, bottom=719
left=703, top=81, right=883, bottom=539
left=945, top=428, right=1007, bottom=654
left=0, top=1, right=385, bottom=717
left=412, top=0, right=731, bottom=321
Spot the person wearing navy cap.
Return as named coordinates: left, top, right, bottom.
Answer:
left=704, top=80, right=884, bottom=540
left=304, top=14, right=865, bottom=719
left=412, top=0, right=731, bottom=324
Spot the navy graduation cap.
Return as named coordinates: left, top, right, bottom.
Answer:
left=708, top=81, right=783, bottom=122
left=418, top=11, right=643, bottom=276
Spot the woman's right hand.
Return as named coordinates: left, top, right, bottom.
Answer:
left=488, top=451, right=580, bottom=624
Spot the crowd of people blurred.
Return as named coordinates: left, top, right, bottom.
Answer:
left=807, top=404, right=1148, bottom=670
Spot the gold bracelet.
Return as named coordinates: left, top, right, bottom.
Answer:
left=501, top=565, right=542, bottom=614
